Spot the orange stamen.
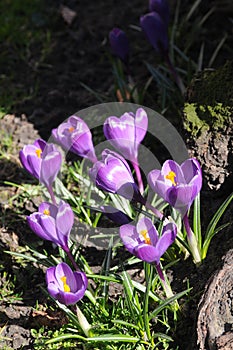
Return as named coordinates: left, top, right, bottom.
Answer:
left=43, top=209, right=50, bottom=216
left=35, top=149, right=42, bottom=158
left=68, top=126, right=75, bottom=132
left=140, top=229, right=151, bottom=245
left=165, top=171, right=177, bottom=186
left=60, top=276, right=70, bottom=292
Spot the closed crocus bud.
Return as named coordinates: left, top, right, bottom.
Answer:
left=149, top=0, right=170, bottom=26
left=89, top=149, right=142, bottom=202
left=46, top=262, right=88, bottom=305
left=27, top=200, right=74, bottom=252
left=103, top=108, right=148, bottom=163
left=52, top=115, right=97, bottom=163
left=120, top=217, right=177, bottom=264
left=140, top=11, right=169, bottom=55
left=19, top=139, right=62, bottom=188
left=148, top=158, right=202, bottom=216
left=109, top=27, right=130, bottom=64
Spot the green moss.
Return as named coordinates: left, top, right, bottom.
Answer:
left=183, top=103, right=232, bottom=137
left=187, top=61, right=233, bottom=107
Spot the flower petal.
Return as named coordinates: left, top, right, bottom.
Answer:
left=134, top=244, right=159, bottom=263
left=120, top=224, right=139, bottom=254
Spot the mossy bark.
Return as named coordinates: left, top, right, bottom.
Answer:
left=182, top=61, right=233, bottom=195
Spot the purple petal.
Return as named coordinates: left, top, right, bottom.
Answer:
left=27, top=213, right=51, bottom=241
left=149, top=0, right=170, bottom=26
left=155, top=224, right=177, bottom=259
left=140, top=12, right=168, bottom=54
left=56, top=201, right=74, bottom=233
left=181, top=158, right=202, bottom=195
left=120, top=224, right=139, bottom=254
left=135, top=244, right=159, bottom=263
left=166, top=184, right=197, bottom=211
left=38, top=214, right=58, bottom=243
left=55, top=263, right=77, bottom=292
left=109, top=27, right=129, bottom=63
left=40, top=150, right=62, bottom=187
left=38, top=202, right=58, bottom=218
left=27, top=154, right=41, bottom=179
left=135, top=108, right=148, bottom=144
left=161, top=160, right=185, bottom=185
left=136, top=217, right=159, bottom=246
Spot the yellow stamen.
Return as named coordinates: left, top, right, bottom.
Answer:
left=35, top=149, right=42, bottom=158
left=60, top=276, right=70, bottom=292
left=165, top=171, right=177, bottom=186
left=140, top=229, right=151, bottom=245
left=43, top=209, right=50, bottom=216
left=68, top=126, right=75, bottom=132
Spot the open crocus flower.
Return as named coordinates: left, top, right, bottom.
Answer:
left=109, top=27, right=130, bottom=65
left=89, top=149, right=143, bottom=202
left=19, top=139, right=62, bottom=188
left=27, top=200, right=74, bottom=252
left=103, top=108, right=148, bottom=164
left=52, top=115, right=97, bottom=163
left=148, top=158, right=202, bottom=216
left=46, top=262, right=88, bottom=305
left=120, top=217, right=177, bottom=264
left=140, top=11, right=169, bottom=55
left=149, top=0, right=170, bottom=26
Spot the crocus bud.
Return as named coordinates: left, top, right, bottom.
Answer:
left=19, top=139, right=62, bottom=188
left=103, top=108, right=148, bottom=164
left=89, top=149, right=142, bottom=202
left=120, top=217, right=177, bottom=264
left=148, top=158, right=202, bottom=216
left=109, top=28, right=130, bottom=64
left=52, top=115, right=97, bottom=163
left=46, top=262, right=88, bottom=305
left=149, top=0, right=170, bottom=26
left=140, top=11, right=169, bottom=55
left=27, top=200, right=74, bottom=252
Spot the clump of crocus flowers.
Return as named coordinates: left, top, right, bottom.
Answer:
left=20, top=107, right=203, bottom=313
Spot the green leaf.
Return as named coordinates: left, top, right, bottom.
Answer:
left=149, top=288, right=191, bottom=320
left=193, top=192, right=202, bottom=249
left=202, top=192, right=233, bottom=259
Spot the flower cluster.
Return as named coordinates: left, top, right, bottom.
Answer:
left=20, top=138, right=88, bottom=305
left=20, top=106, right=203, bottom=304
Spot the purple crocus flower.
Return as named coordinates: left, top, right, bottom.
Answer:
left=109, top=28, right=130, bottom=64
left=148, top=158, right=202, bottom=216
left=46, top=262, right=88, bottom=305
left=27, top=200, right=74, bottom=252
left=140, top=11, right=169, bottom=55
left=52, top=115, right=97, bottom=163
left=103, top=108, right=148, bottom=164
left=120, top=217, right=177, bottom=264
left=19, top=139, right=62, bottom=188
left=89, top=149, right=143, bottom=202
left=149, top=0, right=170, bottom=26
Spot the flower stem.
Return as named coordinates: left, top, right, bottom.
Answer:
left=132, top=161, right=144, bottom=194
left=76, top=305, right=91, bottom=337
left=65, top=248, right=80, bottom=271
left=47, top=185, right=57, bottom=205
left=155, top=263, right=174, bottom=299
left=145, top=202, right=164, bottom=220
left=143, top=263, right=153, bottom=343
left=164, top=52, right=186, bottom=95
left=183, top=213, right=202, bottom=264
